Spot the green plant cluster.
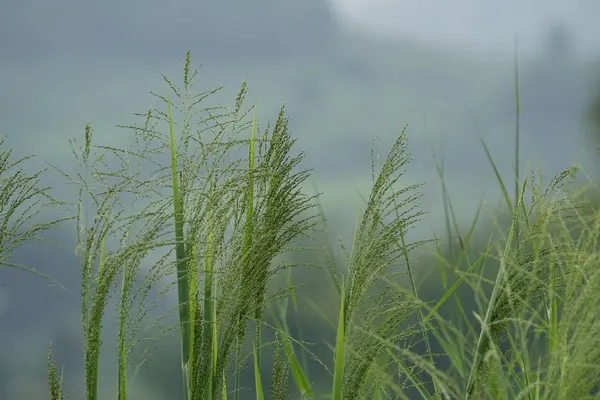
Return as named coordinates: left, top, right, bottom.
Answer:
left=2, top=52, right=600, bottom=400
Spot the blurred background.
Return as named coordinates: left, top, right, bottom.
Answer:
left=2, top=0, right=600, bottom=398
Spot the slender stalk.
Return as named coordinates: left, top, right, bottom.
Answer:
left=117, top=234, right=128, bottom=400
left=396, top=200, right=440, bottom=399
left=234, top=111, right=257, bottom=400
left=246, top=112, right=259, bottom=377
left=332, top=281, right=346, bottom=400
left=168, top=99, right=192, bottom=399
left=203, top=202, right=215, bottom=399
left=514, top=35, right=521, bottom=246
left=188, top=241, right=198, bottom=396
left=464, top=178, right=526, bottom=398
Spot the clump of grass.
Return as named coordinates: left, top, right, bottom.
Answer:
left=417, top=45, right=600, bottom=399
left=158, top=54, right=319, bottom=399
left=4, top=50, right=600, bottom=400
left=42, top=52, right=321, bottom=400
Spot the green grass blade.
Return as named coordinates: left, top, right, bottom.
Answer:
left=234, top=345, right=242, bottom=400
left=167, top=98, right=191, bottom=399
left=253, top=342, right=265, bottom=400
left=424, top=247, right=492, bottom=323
left=311, top=179, right=342, bottom=297
left=117, top=253, right=128, bottom=400
left=513, top=35, right=521, bottom=216
left=280, top=329, right=313, bottom=397
left=393, top=194, right=441, bottom=399
left=332, top=281, right=345, bottom=400
left=480, top=137, right=513, bottom=214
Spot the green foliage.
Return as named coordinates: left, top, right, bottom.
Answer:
left=3, top=52, right=600, bottom=400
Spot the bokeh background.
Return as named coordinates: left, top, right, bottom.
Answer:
left=2, top=0, right=600, bottom=398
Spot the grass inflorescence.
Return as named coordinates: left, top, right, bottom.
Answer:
left=3, top=51, right=600, bottom=399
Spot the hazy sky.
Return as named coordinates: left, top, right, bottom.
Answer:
left=332, top=0, right=600, bottom=56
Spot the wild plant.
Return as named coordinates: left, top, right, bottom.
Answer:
left=45, top=52, right=321, bottom=400
left=2, top=49, right=599, bottom=400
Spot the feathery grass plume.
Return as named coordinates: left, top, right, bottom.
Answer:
left=511, top=177, right=600, bottom=399
left=269, top=332, right=291, bottom=400
left=343, top=126, right=425, bottom=329
left=267, top=297, right=315, bottom=397
left=48, top=343, right=65, bottom=400
left=0, top=135, right=68, bottom=282
left=328, top=127, right=432, bottom=399
left=543, top=249, right=600, bottom=398
left=206, top=104, right=318, bottom=398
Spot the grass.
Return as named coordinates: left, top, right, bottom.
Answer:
left=2, top=51, right=600, bottom=399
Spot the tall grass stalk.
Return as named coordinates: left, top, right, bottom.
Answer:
left=167, top=96, right=193, bottom=398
